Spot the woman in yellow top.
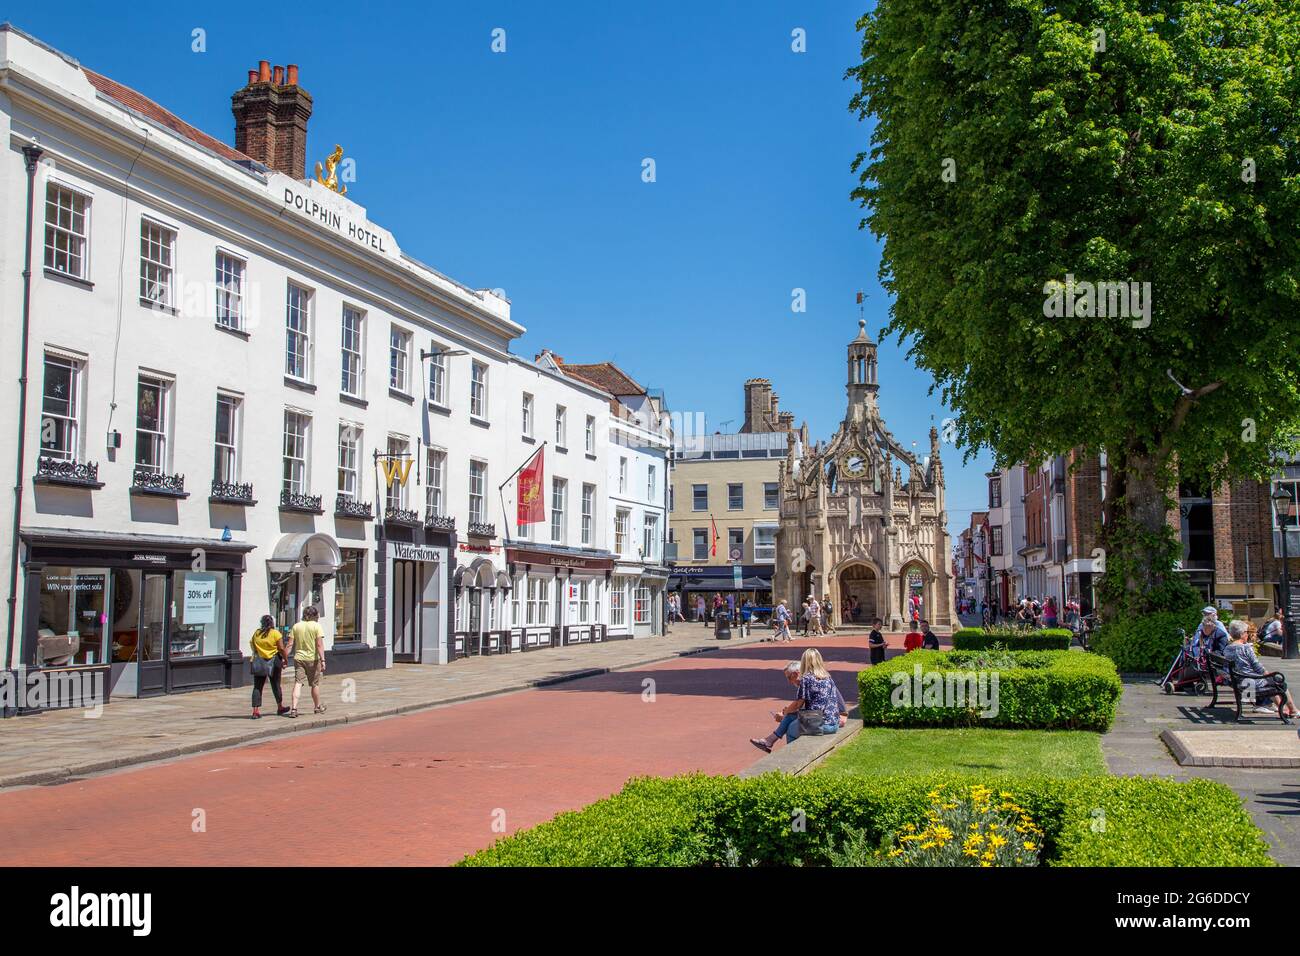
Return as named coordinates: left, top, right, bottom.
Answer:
left=249, top=614, right=289, bottom=719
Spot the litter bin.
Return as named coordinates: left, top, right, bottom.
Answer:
left=714, top=612, right=732, bottom=640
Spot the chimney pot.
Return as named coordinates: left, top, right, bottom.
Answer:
left=247, top=69, right=258, bottom=85
left=286, top=64, right=299, bottom=85
left=273, top=65, right=285, bottom=85
left=258, top=60, right=271, bottom=82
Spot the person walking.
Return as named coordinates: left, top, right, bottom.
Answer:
left=1043, top=596, right=1059, bottom=629
left=249, top=614, right=289, bottom=719
left=772, top=600, right=793, bottom=642
left=808, top=595, right=824, bottom=636
left=822, top=597, right=836, bottom=634
left=695, top=594, right=706, bottom=624
left=288, top=605, right=327, bottom=718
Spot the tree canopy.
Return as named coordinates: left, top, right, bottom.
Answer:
left=850, top=0, right=1300, bottom=611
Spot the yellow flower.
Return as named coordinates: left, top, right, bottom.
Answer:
left=988, top=834, right=1008, bottom=849
left=1024, top=841, right=1037, bottom=851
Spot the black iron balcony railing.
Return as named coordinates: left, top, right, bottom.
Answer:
left=210, top=479, right=256, bottom=505
left=384, top=506, right=421, bottom=526
left=467, top=521, right=496, bottom=538
left=280, top=489, right=324, bottom=514
left=424, top=510, right=455, bottom=533
left=131, top=468, right=187, bottom=497
left=34, top=455, right=103, bottom=488
left=335, top=495, right=374, bottom=520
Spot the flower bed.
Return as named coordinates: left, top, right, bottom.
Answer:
left=458, top=772, right=1273, bottom=867
left=858, top=649, right=1121, bottom=730
left=952, top=626, right=1072, bottom=651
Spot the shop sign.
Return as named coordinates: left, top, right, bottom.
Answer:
left=183, top=575, right=218, bottom=624
left=391, top=542, right=442, bottom=563
left=132, top=553, right=167, bottom=565
left=458, top=543, right=499, bottom=554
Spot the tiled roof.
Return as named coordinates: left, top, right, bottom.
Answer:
left=558, top=361, right=645, bottom=397
left=82, top=68, right=253, bottom=166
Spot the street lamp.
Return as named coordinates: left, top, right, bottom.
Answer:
left=1271, top=483, right=1296, bottom=660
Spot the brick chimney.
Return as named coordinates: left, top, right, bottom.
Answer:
left=231, top=60, right=313, bottom=179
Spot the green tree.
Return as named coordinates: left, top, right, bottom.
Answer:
left=850, top=0, right=1300, bottom=616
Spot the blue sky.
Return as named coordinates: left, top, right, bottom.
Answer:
left=18, top=0, right=994, bottom=542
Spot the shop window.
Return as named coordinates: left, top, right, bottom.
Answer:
left=610, top=580, right=626, bottom=628
left=634, top=585, right=650, bottom=624
left=334, top=549, right=365, bottom=643
left=36, top=567, right=111, bottom=666
left=579, top=580, right=591, bottom=624
left=171, top=570, right=228, bottom=658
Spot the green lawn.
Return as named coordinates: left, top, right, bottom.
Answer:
left=813, top=727, right=1107, bottom=779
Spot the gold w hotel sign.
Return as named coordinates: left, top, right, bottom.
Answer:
left=379, top=457, right=413, bottom=488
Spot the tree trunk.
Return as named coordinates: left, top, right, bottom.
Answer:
left=1099, top=443, right=1189, bottom=619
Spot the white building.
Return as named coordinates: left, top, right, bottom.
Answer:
left=538, top=355, right=671, bottom=638
left=986, top=466, right=1027, bottom=615
left=0, top=26, right=634, bottom=709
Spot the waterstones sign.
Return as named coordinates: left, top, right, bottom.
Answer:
left=390, top=542, right=442, bottom=563
left=282, top=187, right=398, bottom=259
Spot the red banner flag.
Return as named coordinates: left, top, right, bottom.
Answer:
left=517, top=447, right=545, bottom=525
left=710, top=516, right=719, bottom=557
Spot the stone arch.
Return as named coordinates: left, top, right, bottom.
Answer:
left=832, top=556, right=882, bottom=627
left=898, top=556, right=935, bottom=626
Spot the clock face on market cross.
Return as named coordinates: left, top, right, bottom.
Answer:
left=841, top=455, right=868, bottom=478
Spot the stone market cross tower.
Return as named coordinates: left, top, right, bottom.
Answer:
left=773, top=320, right=953, bottom=629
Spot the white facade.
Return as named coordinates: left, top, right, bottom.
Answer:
left=603, top=415, right=670, bottom=637
left=489, top=358, right=616, bottom=651
left=0, top=26, right=634, bottom=703
left=987, top=466, right=1027, bottom=613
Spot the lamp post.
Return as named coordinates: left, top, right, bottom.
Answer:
left=1272, top=484, right=1297, bottom=659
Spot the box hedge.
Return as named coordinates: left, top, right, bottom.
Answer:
left=857, top=650, right=1121, bottom=731
left=458, top=772, right=1273, bottom=867
left=952, top=627, right=1072, bottom=651
left=1093, top=606, right=1231, bottom=674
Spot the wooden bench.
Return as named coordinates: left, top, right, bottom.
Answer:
left=1205, top=653, right=1291, bottom=723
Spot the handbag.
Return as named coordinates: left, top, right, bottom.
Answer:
left=797, top=709, right=830, bottom=734
left=250, top=653, right=274, bottom=678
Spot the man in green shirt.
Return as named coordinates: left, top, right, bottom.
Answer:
left=289, top=605, right=326, bottom=717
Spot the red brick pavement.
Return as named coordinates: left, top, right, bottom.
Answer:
left=0, top=632, right=914, bottom=866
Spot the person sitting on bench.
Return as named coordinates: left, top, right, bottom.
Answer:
left=1224, top=619, right=1298, bottom=717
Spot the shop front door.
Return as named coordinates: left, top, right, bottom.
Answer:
left=136, top=572, right=171, bottom=697
left=392, top=559, right=421, bottom=662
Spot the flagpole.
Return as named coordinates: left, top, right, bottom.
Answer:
left=499, top=441, right=548, bottom=547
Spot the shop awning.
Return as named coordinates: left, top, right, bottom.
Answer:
left=454, top=557, right=497, bottom=589
left=266, top=532, right=342, bottom=573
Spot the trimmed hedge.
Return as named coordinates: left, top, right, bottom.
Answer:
left=858, top=650, right=1121, bottom=731
left=458, top=772, right=1273, bottom=867
left=952, top=627, right=1072, bottom=651
left=1093, top=606, right=1232, bottom=674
